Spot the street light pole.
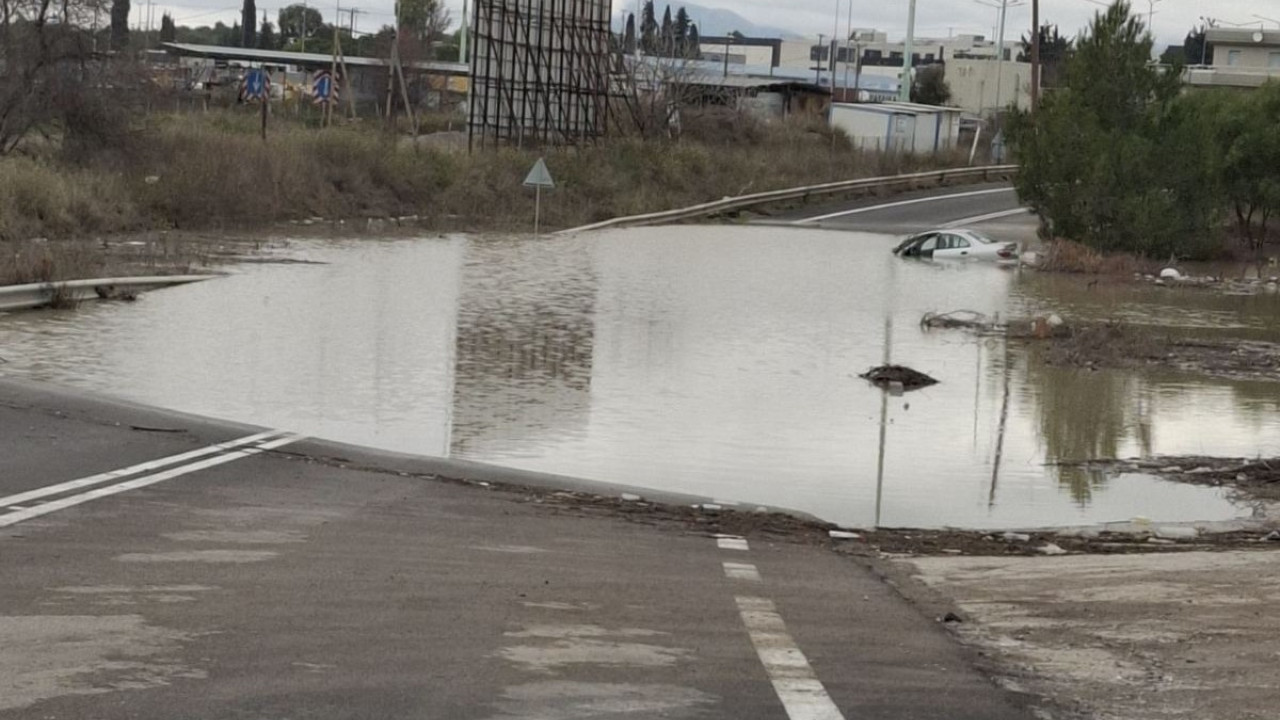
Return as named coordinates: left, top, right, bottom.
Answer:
left=1030, top=0, right=1040, bottom=111
left=898, top=0, right=916, bottom=102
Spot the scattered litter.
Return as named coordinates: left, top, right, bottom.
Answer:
left=1263, top=531, right=1280, bottom=542
left=829, top=530, right=861, bottom=540
left=1038, top=543, right=1067, bottom=556
left=1154, top=526, right=1199, bottom=540
left=1160, top=267, right=1183, bottom=280
left=620, top=493, right=643, bottom=502
left=941, top=549, right=963, bottom=555
left=859, top=365, right=939, bottom=390
left=1147, top=538, right=1175, bottom=545
left=1002, top=532, right=1031, bottom=543
left=477, top=481, right=491, bottom=487
left=1187, top=466, right=1216, bottom=474
left=921, top=309, right=997, bottom=331
left=695, top=503, right=722, bottom=512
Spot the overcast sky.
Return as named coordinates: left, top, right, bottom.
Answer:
left=153, top=0, right=1277, bottom=49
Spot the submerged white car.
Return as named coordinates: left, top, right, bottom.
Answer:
left=892, top=229, right=1019, bottom=262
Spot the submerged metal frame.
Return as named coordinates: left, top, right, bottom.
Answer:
left=469, top=0, right=615, bottom=149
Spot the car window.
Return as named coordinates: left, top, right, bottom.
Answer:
left=919, top=237, right=938, bottom=251
left=953, top=237, right=970, bottom=249
left=936, top=235, right=952, bottom=250
left=966, top=231, right=996, bottom=244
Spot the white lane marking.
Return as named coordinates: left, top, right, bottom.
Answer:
left=736, top=596, right=846, bottom=720
left=716, top=536, right=750, bottom=551
left=941, top=207, right=1033, bottom=228
left=793, top=187, right=1015, bottom=225
left=723, top=562, right=763, bottom=582
left=0, top=430, right=286, bottom=509
left=0, top=434, right=303, bottom=528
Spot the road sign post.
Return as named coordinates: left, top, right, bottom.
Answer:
left=523, top=158, right=555, bottom=237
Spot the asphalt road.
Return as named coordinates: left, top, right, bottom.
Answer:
left=0, top=378, right=1036, bottom=720
left=777, top=182, right=1038, bottom=242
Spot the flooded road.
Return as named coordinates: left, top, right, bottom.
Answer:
left=2, top=226, right=1277, bottom=529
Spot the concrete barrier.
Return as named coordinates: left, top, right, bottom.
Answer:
left=0, top=275, right=220, bottom=312
left=557, top=165, right=1018, bottom=235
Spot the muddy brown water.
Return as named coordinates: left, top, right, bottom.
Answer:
left=2, top=227, right=1278, bottom=530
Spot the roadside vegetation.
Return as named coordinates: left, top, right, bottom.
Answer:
left=1008, top=1, right=1280, bottom=267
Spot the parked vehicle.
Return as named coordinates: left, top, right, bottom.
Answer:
left=892, top=229, right=1019, bottom=262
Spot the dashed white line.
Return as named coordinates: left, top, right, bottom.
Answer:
left=716, top=535, right=750, bottom=551
left=0, top=429, right=287, bottom=509
left=0, top=434, right=304, bottom=528
left=793, top=187, right=1015, bottom=225
left=736, top=596, right=847, bottom=720
left=723, top=562, right=763, bottom=582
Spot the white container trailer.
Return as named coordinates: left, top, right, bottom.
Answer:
left=830, top=101, right=961, bottom=154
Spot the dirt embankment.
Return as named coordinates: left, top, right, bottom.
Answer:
left=1041, top=323, right=1280, bottom=382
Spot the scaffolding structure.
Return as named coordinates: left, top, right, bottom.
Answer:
left=469, top=0, right=615, bottom=149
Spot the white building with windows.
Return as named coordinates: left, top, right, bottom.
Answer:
left=1186, top=28, right=1280, bottom=89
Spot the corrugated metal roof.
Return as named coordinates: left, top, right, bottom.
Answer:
left=1204, top=28, right=1280, bottom=47
left=162, top=42, right=467, bottom=74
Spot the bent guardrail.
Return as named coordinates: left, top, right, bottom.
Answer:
left=0, top=275, right=220, bottom=312
left=558, top=164, right=1019, bottom=236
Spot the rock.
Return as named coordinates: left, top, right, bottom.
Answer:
left=1038, top=543, right=1068, bottom=556
left=143, top=175, right=161, bottom=184
left=1155, top=526, right=1199, bottom=540
left=1154, top=279, right=1166, bottom=286
left=1002, top=532, right=1032, bottom=543
left=620, top=493, right=643, bottom=502
left=1046, top=314, right=1065, bottom=328
left=942, top=612, right=963, bottom=624
left=829, top=530, right=862, bottom=540
left=1187, top=466, right=1215, bottom=474
left=1160, top=267, right=1183, bottom=280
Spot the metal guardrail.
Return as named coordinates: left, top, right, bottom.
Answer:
left=558, top=165, right=1019, bottom=235
left=0, top=275, right=220, bottom=312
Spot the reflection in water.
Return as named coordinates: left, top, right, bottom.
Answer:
left=0, top=227, right=1274, bottom=529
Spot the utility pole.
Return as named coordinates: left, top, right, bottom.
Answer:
left=994, top=0, right=1008, bottom=112
left=898, top=0, right=916, bottom=102
left=815, top=33, right=825, bottom=85
left=460, top=0, right=469, bottom=64
left=1030, top=0, right=1040, bottom=111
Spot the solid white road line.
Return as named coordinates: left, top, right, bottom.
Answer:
left=716, top=536, right=750, bottom=551
left=793, top=187, right=1015, bottom=225
left=736, top=596, right=847, bottom=720
left=723, top=562, right=763, bottom=582
left=941, top=207, right=1033, bottom=228
left=0, top=429, right=286, bottom=510
left=0, top=434, right=304, bottom=528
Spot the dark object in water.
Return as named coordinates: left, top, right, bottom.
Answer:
left=860, top=365, right=939, bottom=390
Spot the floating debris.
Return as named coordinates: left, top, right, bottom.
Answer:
left=859, top=365, right=939, bottom=390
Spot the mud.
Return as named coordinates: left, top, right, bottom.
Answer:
left=1064, top=456, right=1280, bottom=502
left=1040, top=324, right=1280, bottom=382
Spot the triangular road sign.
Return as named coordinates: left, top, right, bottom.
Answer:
left=523, top=158, right=555, bottom=189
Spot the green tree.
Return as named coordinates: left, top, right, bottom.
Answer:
left=257, top=14, right=277, bottom=49
left=910, top=64, right=951, bottom=105
left=687, top=23, right=700, bottom=59
left=1183, top=22, right=1214, bottom=65
left=1007, top=1, right=1219, bottom=258
left=400, top=0, right=450, bottom=47
left=624, top=13, right=636, bottom=54
left=1213, top=83, right=1280, bottom=255
left=639, top=0, right=657, bottom=54
left=674, top=7, right=690, bottom=56
left=660, top=5, right=673, bottom=55
left=278, top=4, right=323, bottom=46
left=241, top=0, right=257, bottom=48
left=1020, top=24, right=1073, bottom=88
left=110, top=0, right=129, bottom=51
left=160, top=12, right=176, bottom=42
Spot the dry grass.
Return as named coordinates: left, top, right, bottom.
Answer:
left=1036, top=239, right=1156, bottom=275
left=1, top=108, right=973, bottom=278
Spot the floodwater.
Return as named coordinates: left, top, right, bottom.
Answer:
left=3, top=226, right=1278, bottom=530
